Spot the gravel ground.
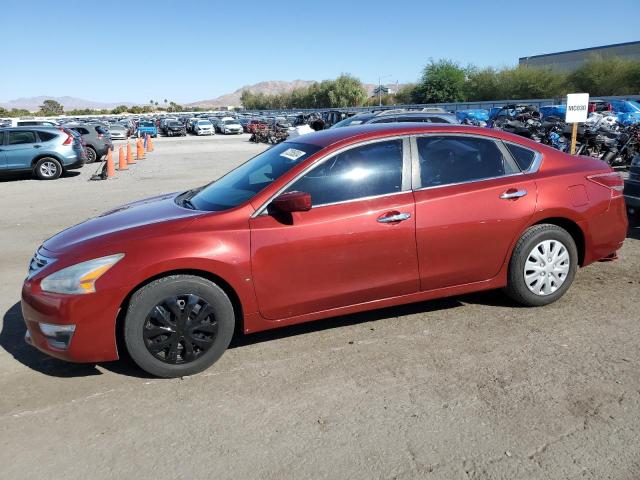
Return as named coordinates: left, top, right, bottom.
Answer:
left=0, top=134, right=639, bottom=480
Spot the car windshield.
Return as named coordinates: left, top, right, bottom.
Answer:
left=169, top=121, right=182, bottom=127
left=188, top=141, right=323, bottom=211
left=223, top=119, right=238, bottom=125
left=140, top=122, right=154, bottom=127
left=198, top=120, right=212, bottom=125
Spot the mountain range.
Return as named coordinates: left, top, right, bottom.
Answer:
left=1, top=80, right=407, bottom=111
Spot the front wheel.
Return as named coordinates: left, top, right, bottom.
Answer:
left=505, top=224, right=578, bottom=306
left=124, top=275, right=235, bottom=377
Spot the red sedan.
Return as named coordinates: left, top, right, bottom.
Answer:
left=21, top=124, right=627, bottom=377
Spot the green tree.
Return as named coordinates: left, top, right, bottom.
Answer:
left=568, top=55, right=640, bottom=96
left=393, top=84, right=416, bottom=104
left=413, top=59, right=469, bottom=103
left=39, top=99, right=64, bottom=116
left=111, top=105, right=129, bottom=114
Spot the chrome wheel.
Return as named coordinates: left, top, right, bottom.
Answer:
left=143, top=294, right=218, bottom=364
left=524, top=240, right=570, bottom=296
left=39, top=160, right=58, bottom=178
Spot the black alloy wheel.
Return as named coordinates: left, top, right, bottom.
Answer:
left=143, top=294, right=218, bottom=364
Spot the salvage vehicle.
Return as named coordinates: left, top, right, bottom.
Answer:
left=67, top=123, right=113, bottom=163
left=21, top=124, right=627, bottom=377
left=137, top=121, right=158, bottom=138
left=218, top=118, right=243, bottom=135
left=194, top=120, right=214, bottom=136
left=0, top=126, right=85, bottom=179
left=624, top=154, right=640, bottom=225
left=163, top=120, right=187, bottom=137
left=108, top=124, right=128, bottom=140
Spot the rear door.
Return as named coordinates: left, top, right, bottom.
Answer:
left=4, top=130, right=38, bottom=170
left=412, top=134, right=538, bottom=290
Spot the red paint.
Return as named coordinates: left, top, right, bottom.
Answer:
left=21, top=124, right=628, bottom=363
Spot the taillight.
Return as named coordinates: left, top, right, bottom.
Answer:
left=62, top=133, right=73, bottom=145
left=587, top=172, right=624, bottom=198
left=97, top=134, right=104, bottom=139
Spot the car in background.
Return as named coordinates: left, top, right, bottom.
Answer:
left=14, top=119, right=59, bottom=127
left=137, top=121, right=158, bottom=138
left=163, top=120, right=186, bottom=137
left=331, top=111, right=458, bottom=128
left=246, top=119, right=267, bottom=133
left=67, top=123, right=113, bottom=163
left=194, top=120, right=214, bottom=135
left=20, top=123, right=628, bottom=377
left=0, top=127, right=85, bottom=180
left=108, top=124, right=128, bottom=140
left=218, top=118, right=243, bottom=134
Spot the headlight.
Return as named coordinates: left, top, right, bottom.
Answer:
left=40, top=254, right=124, bottom=294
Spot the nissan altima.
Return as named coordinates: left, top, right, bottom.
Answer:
left=21, top=124, right=628, bottom=377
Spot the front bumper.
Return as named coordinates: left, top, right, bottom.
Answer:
left=21, top=278, right=121, bottom=363
left=64, top=156, right=85, bottom=170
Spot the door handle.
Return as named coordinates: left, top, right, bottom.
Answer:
left=33, top=145, right=42, bottom=149
left=500, top=189, right=527, bottom=200
left=377, top=212, right=411, bottom=223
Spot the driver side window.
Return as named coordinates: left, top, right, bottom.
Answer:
left=287, top=139, right=404, bottom=206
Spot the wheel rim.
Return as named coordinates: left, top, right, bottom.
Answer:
left=40, top=161, right=58, bottom=178
left=143, top=294, right=218, bottom=364
left=524, top=240, right=570, bottom=296
left=86, top=148, right=96, bottom=162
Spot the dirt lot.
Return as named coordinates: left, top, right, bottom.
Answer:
left=1, top=134, right=639, bottom=480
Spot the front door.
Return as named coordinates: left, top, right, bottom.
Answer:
left=4, top=130, right=39, bottom=170
left=250, top=138, right=419, bottom=320
left=412, top=134, right=537, bottom=290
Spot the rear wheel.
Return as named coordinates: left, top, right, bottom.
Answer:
left=505, top=224, right=578, bottom=306
left=34, top=157, right=62, bottom=180
left=124, top=275, right=235, bottom=378
left=85, top=146, right=97, bottom=163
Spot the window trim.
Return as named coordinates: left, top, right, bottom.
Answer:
left=8, top=130, right=37, bottom=146
left=501, top=140, right=543, bottom=174
left=252, top=136, right=411, bottom=217
left=410, top=133, right=541, bottom=191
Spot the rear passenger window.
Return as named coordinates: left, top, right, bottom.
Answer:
left=287, top=140, right=404, bottom=206
left=417, top=136, right=517, bottom=188
left=8, top=131, right=37, bottom=145
left=37, top=131, right=57, bottom=142
left=505, top=143, right=536, bottom=171
left=0, top=132, right=4, bottom=145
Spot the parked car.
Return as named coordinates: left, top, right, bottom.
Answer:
left=331, top=111, right=458, bottom=128
left=194, top=120, right=214, bottom=136
left=218, top=118, right=243, bottom=134
left=137, top=121, right=158, bottom=138
left=108, top=124, right=128, bottom=140
left=0, top=127, right=85, bottom=179
left=164, top=120, right=186, bottom=137
left=67, top=123, right=113, bottom=163
left=21, top=124, right=627, bottom=377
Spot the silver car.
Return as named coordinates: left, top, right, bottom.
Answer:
left=219, top=118, right=243, bottom=134
left=108, top=124, right=128, bottom=140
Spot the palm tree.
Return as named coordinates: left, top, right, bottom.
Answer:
left=164, top=99, right=168, bottom=105
left=149, top=99, right=154, bottom=105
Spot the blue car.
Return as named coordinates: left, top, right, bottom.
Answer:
left=137, top=121, right=158, bottom=138
left=0, top=127, right=86, bottom=180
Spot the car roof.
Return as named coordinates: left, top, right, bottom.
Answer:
left=288, top=123, right=542, bottom=149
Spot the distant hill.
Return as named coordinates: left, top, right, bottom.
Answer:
left=187, top=80, right=409, bottom=108
left=0, top=96, right=134, bottom=112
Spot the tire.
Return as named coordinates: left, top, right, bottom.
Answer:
left=34, top=157, right=62, bottom=180
left=505, top=224, right=578, bottom=306
left=85, top=146, right=97, bottom=164
left=124, top=275, right=235, bottom=378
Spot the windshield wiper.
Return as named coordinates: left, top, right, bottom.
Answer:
left=182, top=198, right=196, bottom=210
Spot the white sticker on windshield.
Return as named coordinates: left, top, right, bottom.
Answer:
left=280, top=148, right=306, bottom=161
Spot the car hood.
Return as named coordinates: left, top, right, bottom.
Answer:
left=42, top=192, right=202, bottom=254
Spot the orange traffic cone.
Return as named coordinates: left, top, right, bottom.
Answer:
left=147, top=135, right=154, bottom=152
left=136, top=139, right=145, bottom=160
left=126, top=141, right=135, bottom=164
left=106, top=148, right=115, bottom=178
left=118, top=145, right=128, bottom=170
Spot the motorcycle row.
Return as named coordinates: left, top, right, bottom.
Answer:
left=475, top=105, right=639, bottom=167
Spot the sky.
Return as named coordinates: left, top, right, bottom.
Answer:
left=2, top=0, right=639, bottom=104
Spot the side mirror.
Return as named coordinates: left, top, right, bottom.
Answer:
left=271, top=191, right=312, bottom=213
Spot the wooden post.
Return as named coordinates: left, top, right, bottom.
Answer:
left=570, top=122, right=578, bottom=155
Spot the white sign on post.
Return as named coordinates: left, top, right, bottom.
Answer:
left=565, top=93, right=590, bottom=123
